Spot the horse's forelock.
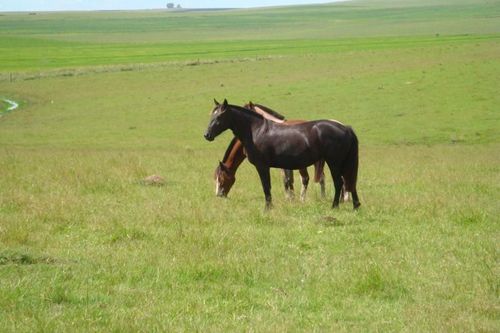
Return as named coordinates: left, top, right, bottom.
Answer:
left=210, top=102, right=225, bottom=115
left=210, top=104, right=218, bottom=115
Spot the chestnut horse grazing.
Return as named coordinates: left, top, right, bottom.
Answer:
left=205, top=99, right=360, bottom=210
left=214, top=102, right=326, bottom=200
left=214, top=137, right=245, bottom=197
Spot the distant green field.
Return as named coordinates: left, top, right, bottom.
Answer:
left=1, top=0, right=499, bottom=70
left=0, top=0, right=499, bottom=331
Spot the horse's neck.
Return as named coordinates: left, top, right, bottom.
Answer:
left=230, top=107, right=265, bottom=143
left=223, top=140, right=246, bottom=172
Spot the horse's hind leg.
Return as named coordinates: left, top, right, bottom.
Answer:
left=319, top=174, right=326, bottom=198
left=282, top=169, right=294, bottom=199
left=314, top=160, right=326, bottom=198
left=327, top=162, right=344, bottom=208
left=339, top=178, right=349, bottom=203
left=298, top=168, right=309, bottom=202
left=351, top=190, right=361, bottom=210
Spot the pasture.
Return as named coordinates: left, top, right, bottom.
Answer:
left=0, top=0, right=499, bottom=331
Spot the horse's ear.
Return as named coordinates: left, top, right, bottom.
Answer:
left=219, top=99, right=228, bottom=112
left=214, top=98, right=220, bottom=105
left=249, top=101, right=254, bottom=108
left=219, top=161, right=228, bottom=172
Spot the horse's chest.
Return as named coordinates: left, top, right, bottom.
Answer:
left=245, top=147, right=264, bottom=165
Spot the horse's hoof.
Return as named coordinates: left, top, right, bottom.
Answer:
left=353, top=202, right=361, bottom=210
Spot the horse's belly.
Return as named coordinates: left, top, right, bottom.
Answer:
left=268, top=152, right=317, bottom=169
left=247, top=149, right=316, bottom=169
left=249, top=134, right=321, bottom=169
left=270, top=160, right=314, bottom=169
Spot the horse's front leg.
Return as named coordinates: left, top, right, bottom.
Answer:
left=256, top=166, right=272, bottom=210
left=298, top=168, right=309, bottom=202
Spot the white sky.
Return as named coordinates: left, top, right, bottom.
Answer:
left=0, top=1, right=345, bottom=11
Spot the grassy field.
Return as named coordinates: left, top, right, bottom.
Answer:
left=1, top=0, right=499, bottom=331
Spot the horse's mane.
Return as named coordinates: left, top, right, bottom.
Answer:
left=253, top=103, right=286, bottom=121
left=229, top=104, right=264, bottom=119
left=222, top=136, right=240, bottom=163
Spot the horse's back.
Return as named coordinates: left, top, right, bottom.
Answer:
left=311, top=119, right=349, bottom=139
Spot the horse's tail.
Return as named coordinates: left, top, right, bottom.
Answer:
left=313, top=159, right=325, bottom=183
left=342, top=127, right=359, bottom=192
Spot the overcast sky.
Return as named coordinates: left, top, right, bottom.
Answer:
left=0, top=1, right=345, bottom=11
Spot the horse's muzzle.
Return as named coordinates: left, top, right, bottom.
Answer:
left=204, top=132, right=214, bottom=141
left=216, top=192, right=227, bottom=198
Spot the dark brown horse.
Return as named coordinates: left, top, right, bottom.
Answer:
left=205, top=99, right=360, bottom=210
left=214, top=102, right=326, bottom=200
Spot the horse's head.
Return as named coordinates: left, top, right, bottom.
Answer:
left=204, top=99, right=230, bottom=141
left=214, top=161, right=235, bottom=197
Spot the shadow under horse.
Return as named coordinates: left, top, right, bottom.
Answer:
left=205, top=99, right=360, bottom=210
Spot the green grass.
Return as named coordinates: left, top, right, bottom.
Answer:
left=0, top=0, right=499, bottom=331
left=0, top=99, right=9, bottom=113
